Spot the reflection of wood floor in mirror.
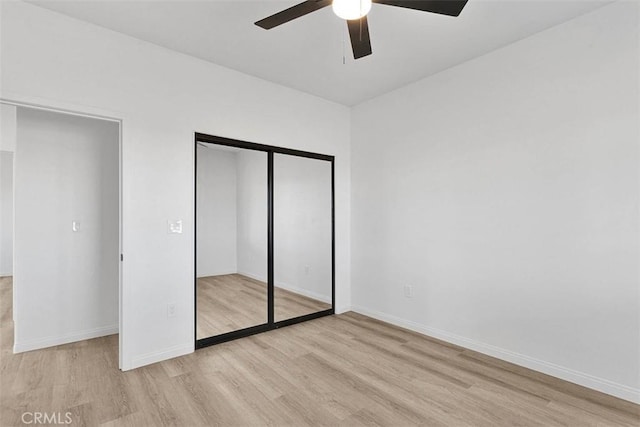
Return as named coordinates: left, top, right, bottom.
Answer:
left=196, top=274, right=331, bottom=339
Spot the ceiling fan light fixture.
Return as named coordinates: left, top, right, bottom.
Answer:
left=332, top=0, right=372, bottom=20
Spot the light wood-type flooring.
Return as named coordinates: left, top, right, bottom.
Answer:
left=197, top=274, right=331, bottom=339
left=1, top=276, right=638, bottom=426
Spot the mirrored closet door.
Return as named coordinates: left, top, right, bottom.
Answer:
left=196, top=142, right=268, bottom=342
left=195, top=133, right=334, bottom=349
left=274, top=154, right=332, bottom=322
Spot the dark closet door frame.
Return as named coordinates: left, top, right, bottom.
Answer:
left=194, top=132, right=335, bottom=350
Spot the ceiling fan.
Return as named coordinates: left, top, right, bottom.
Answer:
left=255, top=0, right=469, bottom=60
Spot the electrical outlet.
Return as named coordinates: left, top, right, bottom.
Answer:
left=403, top=285, right=413, bottom=298
left=167, top=220, right=183, bottom=234
left=167, top=303, right=177, bottom=318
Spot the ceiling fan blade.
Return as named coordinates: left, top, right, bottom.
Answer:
left=347, top=17, right=372, bottom=59
left=373, top=0, right=468, bottom=17
left=255, top=0, right=332, bottom=29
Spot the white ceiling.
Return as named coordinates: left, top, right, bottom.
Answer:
left=27, top=0, right=612, bottom=106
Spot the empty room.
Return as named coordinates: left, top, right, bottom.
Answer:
left=0, top=0, right=638, bottom=425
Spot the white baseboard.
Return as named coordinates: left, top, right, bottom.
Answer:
left=128, top=343, right=193, bottom=371
left=351, top=305, right=640, bottom=404
left=14, top=324, right=118, bottom=353
left=238, top=271, right=331, bottom=304
left=196, top=270, right=237, bottom=279
left=236, top=271, right=267, bottom=283
left=0, top=273, right=13, bottom=278
left=335, top=305, right=352, bottom=315
left=276, top=282, right=332, bottom=304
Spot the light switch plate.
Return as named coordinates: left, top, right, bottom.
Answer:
left=404, top=285, right=413, bottom=298
left=167, top=220, right=183, bottom=234
left=72, top=220, right=81, bottom=232
left=167, top=303, right=176, bottom=318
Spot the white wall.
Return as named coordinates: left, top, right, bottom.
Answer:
left=0, top=104, right=16, bottom=277
left=196, top=145, right=237, bottom=277
left=0, top=103, right=17, bottom=152
left=1, top=104, right=17, bottom=326
left=14, top=107, right=119, bottom=351
left=351, top=1, right=639, bottom=402
left=236, top=149, right=268, bottom=282
left=0, top=1, right=351, bottom=369
left=0, top=151, right=13, bottom=277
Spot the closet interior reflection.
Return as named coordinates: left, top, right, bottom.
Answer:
left=274, top=153, right=332, bottom=322
left=196, top=143, right=268, bottom=340
left=195, top=133, right=334, bottom=348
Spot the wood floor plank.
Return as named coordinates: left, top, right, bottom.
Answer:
left=2, top=277, right=638, bottom=426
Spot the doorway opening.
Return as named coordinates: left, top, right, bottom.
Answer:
left=1, top=102, right=122, bottom=366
